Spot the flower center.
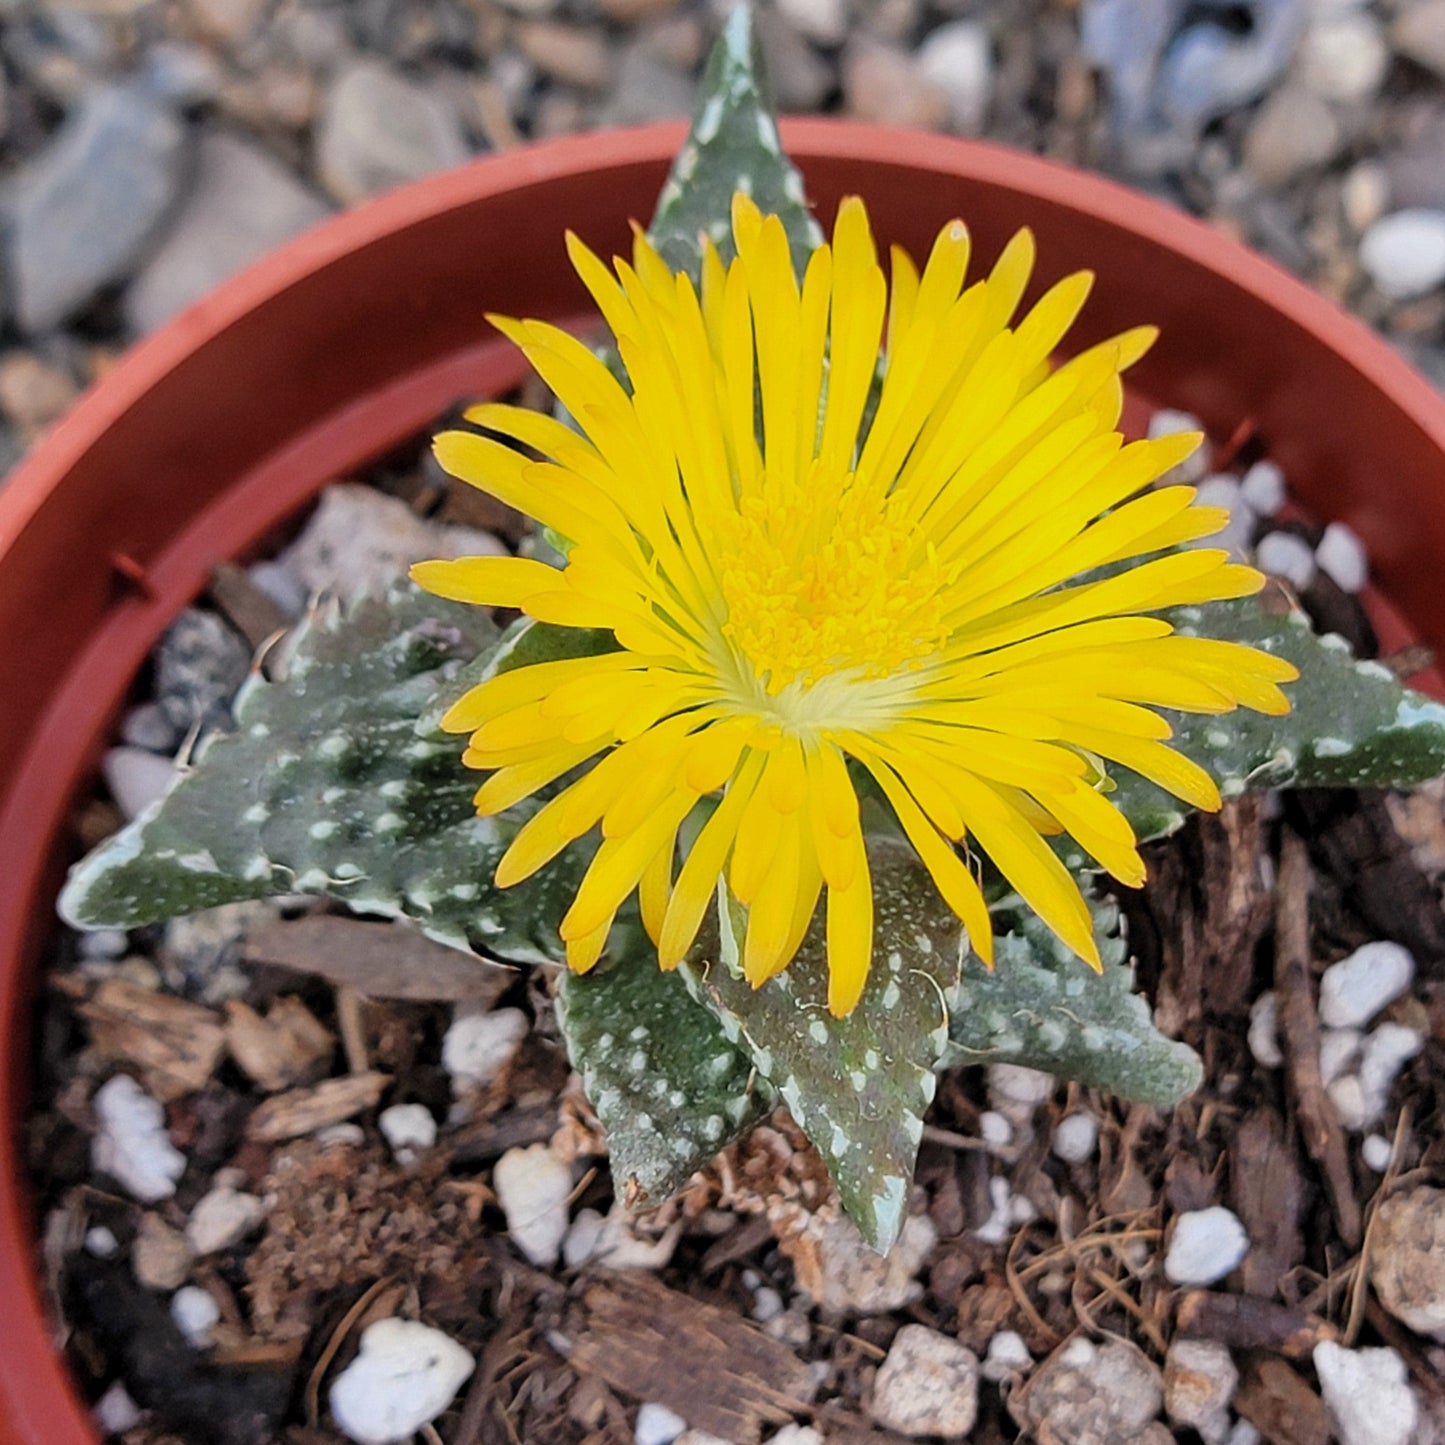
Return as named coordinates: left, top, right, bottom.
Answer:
left=717, top=470, right=952, bottom=697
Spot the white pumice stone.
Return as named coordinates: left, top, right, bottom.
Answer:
left=92, top=1074, right=185, bottom=1203
left=170, top=1285, right=221, bottom=1346
left=442, top=1007, right=528, bottom=1091
left=1314, top=1342, right=1419, bottom=1445
left=981, top=1330, right=1032, bottom=1382
left=1316, top=520, right=1369, bottom=593
left=1052, top=1112, right=1099, bottom=1164
left=1319, top=941, right=1414, bottom=1028
left=1247, top=992, right=1284, bottom=1068
left=1318, top=1028, right=1363, bottom=1087
left=1363, top=1133, right=1394, bottom=1172
left=329, top=1319, right=475, bottom=1445
left=1255, top=531, right=1317, bottom=591
left=634, top=1402, right=688, bottom=1445
left=978, top=1110, right=1013, bottom=1149
left=1165, top=1207, right=1250, bottom=1286
left=85, top=1225, right=119, bottom=1258
left=378, top=1103, right=437, bottom=1163
left=1240, top=459, right=1287, bottom=514
left=493, top=1144, right=572, bottom=1268
left=93, top=1382, right=145, bottom=1435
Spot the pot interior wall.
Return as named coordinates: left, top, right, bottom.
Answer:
left=4, top=121, right=1445, bottom=1445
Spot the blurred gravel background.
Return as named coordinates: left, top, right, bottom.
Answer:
left=0, top=0, right=1442, bottom=480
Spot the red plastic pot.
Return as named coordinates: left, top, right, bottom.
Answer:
left=4, top=120, right=1445, bottom=1443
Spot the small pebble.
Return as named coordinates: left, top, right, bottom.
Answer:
left=1360, top=209, right=1445, bottom=300
left=1165, top=1206, right=1249, bottom=1286
left=916, top=20, right=992, bottom=132
left=330, top=1318, right=475, bottom=1445
left=132, top=1212, right=194, bottom=1290
left=1255, top=531, right=1316, bottom=591
left=752, top=1286, right=784, bottom=1323
left=186, top=1186, right=266, bottom=1254
left=1052, top=1112, right=1099, bottom=1164
left=1319, top=1027, right=1362, bottom=1086
left=978, top=1110, right=1012, bottom=1149
left=1315, top=521, right=1368, bottom=594
left=1164, top=1338, right=1237, bottom=1439
left=101, top=746, right=178, bottom=820
left=1247, top=991, right=1283, bottom=1068
left=981, top=1330, right=1032, bottom=1382
left=93, top=1382, right=145, bottom=1435
left=1363, top=1133, right=1394, bottom=1172
left=1239, top=460, right=1286, bottom=515
left=808, top=1211, right=936, bottom=1313
left=1147, top=409, right=1210, bottom=482
left=870, top=1324, right=979, bottom=1438
left=119, top=701, right=179, bottom=753
left=78, top=928, right=130, bottom=961
left=1299, top=13, right=1389, bottom=104
left=765, top=1430, right=823, bottom=1445
left=1319, top=941, right=1414, bottom=1029
left=170, top=1285, right=221, bottom=1347
left=493, top=1144, right=572, bottom=1268
left=635, top=1402, right=688, bottom=1445
left=316, top=1121, right=366, bottom=1149
left=1227, top=1422, right=1262, bottom=1445
left=91, top=1074, right=185, bottom=1203
left=442, top=1007, right=528, bottom=1091
left=85, top=1225, right=119, bottom=1257
left=1314, top=1342, right=1418, bottom=1445
left=378, top=1103, right=437, bottom=1163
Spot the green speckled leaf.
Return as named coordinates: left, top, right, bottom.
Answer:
left=59, top=586, right=584, bottom=965
left=1073, top=596, right=1445, bottom=856
left=647, top=6, right=822, bottom=281
left=682, top=841, right=963, bottom=1252
left=944, top=893, right=1202, bottom=1106
left=556, top=928, right=772, bottom=1208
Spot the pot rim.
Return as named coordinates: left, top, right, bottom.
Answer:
left=5, top=118, right=1445, bottom=1445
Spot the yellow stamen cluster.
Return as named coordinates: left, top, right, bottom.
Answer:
left=413, top=194, right=1297, bottom=1016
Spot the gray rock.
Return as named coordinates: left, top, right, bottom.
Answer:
left=1393, top=0, right=1445, bottom=82
left=806, top=1212, right=936, bottom=1314
left=135, top=41, right=223, bottom=108
left=121, top=701, right=182, bottom=754
left=186, top=1185, right=266, bottom=1254
left=7, top=85, right=188, bottom=333
left=126, top=131, right=332, bottom=334
left=1371, top=1186, right=1445, bottom=1340
left=514, top=22, right=614, bottom=91
left=154, top=607, right=251, bottom=734
left=276, top=481, right=505, bottom=605
left=316, top=58, right=469, bottom=204
left=870, top=1325, right=979, bottom=1438
left=776, top=0, right=848, bottom=47
left=1164, top=1339, right=1237, bottom=1440
left=162, top=899, right=277, bottom=1002
left=598, top=40, right=696, bottom=125
left=1243, top=85, right=1341, bottom=188
left=1014, top=1336, right=1164, bottom=1445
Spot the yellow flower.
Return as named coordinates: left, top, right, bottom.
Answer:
left=413, top=194, right=1296, bottom=1016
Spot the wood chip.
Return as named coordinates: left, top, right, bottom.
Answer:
left=1233, top=1357, right=1332, bottom=1445
left=1175, top=1291, right=1337, bottom=1359
left=568, top=1272, right=814, bottom=1445
left=1230, top=1106, right=1305, bottom=1296
left=244, top=1071, right=389, bottom=1141
left=79, top=979, right=225, bottom=1101
left=243, top=915, right=514, bottom=1003
left=1274, top=830, right=1363, bottom=1246
left=224, top=996, right=334, bottom=1092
